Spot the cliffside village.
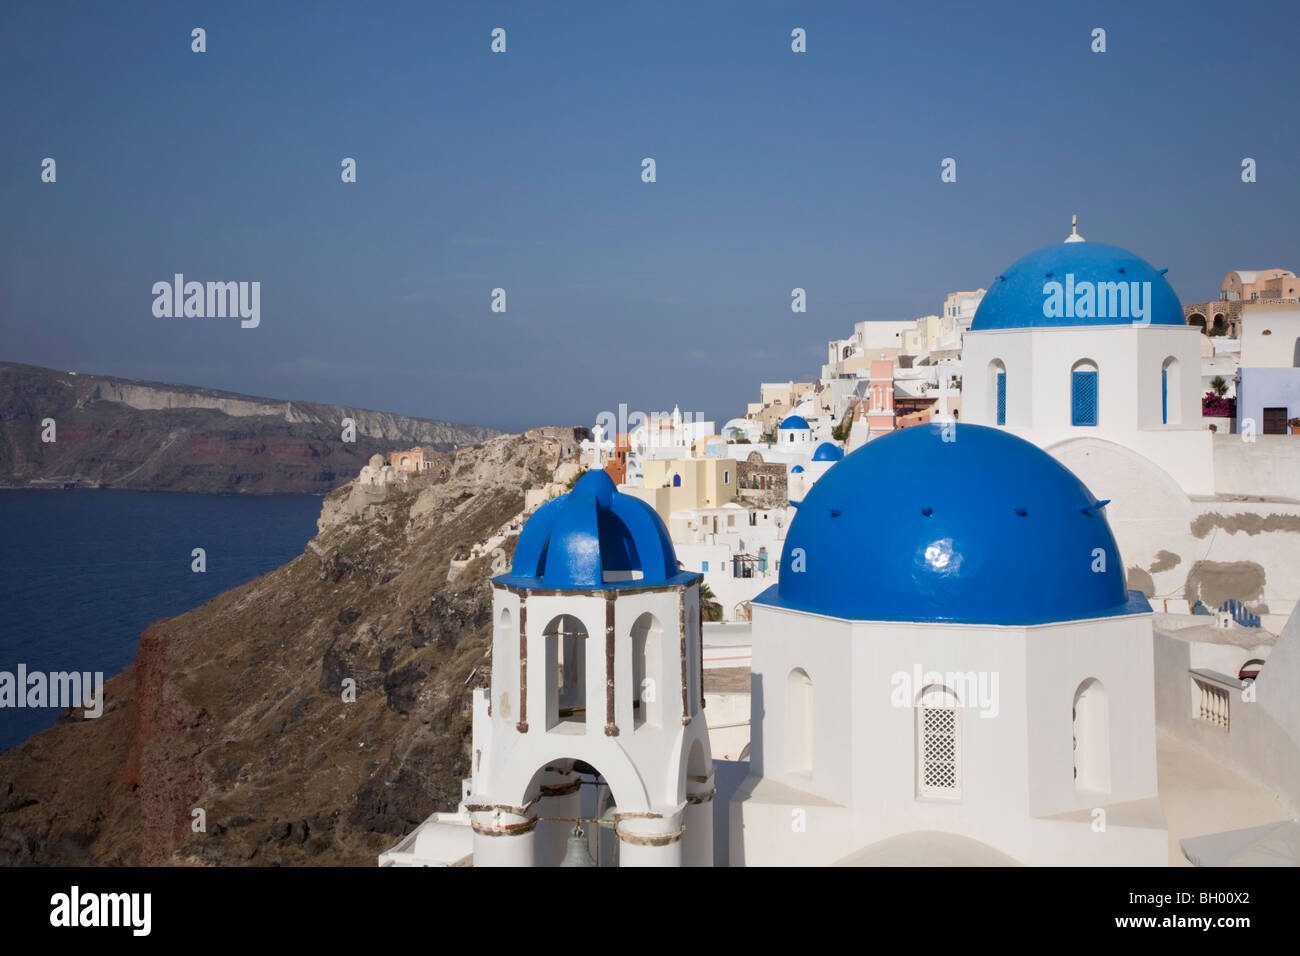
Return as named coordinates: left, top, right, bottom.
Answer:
left=372, top=225, right=1300, bottom=867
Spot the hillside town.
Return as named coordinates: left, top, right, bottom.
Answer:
left=378, top=222, right=1300, bottom=867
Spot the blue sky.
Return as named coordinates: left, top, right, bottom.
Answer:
left=2, top=0, right=1297, bottom=431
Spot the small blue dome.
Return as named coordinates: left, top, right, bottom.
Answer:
left=778, top=415, right=811, bottom=430
left=791, top=465, right=805, bottom=473
left=495, top=470, right=692, bottom=591
left=971, top=242, right=1185, bottom=331
left=811, top=442, right=844, bottom=462
left=758, top=424, right=1148, bottom=624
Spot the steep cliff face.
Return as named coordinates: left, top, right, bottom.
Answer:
left=0, top=427, right=585, bottom=866
left=0, top=362, right=501, bottom=494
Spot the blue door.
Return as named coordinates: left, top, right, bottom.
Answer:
left=1072, top=371, right=1098, bottom=426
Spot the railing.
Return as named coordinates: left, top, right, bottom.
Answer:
left=1190, top=671, right=1233, bottom=730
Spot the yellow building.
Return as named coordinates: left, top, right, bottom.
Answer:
left=626, top=457, right=737, bottom=523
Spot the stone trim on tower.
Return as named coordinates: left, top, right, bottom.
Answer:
left=516, top=595, right=529, bottom=734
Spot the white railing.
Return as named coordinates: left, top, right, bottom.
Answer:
left=1190, top=670, right=1234, bottom=730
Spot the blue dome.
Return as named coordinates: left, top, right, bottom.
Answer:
left=971, top=242, right=1185, bottom=331
left=811, top=441, right=845, bottom=462
left=757, top=424, right=1149, bottom=624
left=779, top=415, right=811, bottom=430
left=790, top=465, right=805, bottom=473
left=495, top=470, right=692, bottom=591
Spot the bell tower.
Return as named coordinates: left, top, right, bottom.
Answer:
left=467, top=470, right=714, bottom=866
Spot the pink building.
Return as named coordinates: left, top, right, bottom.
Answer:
left=865, top=359, right=895, bottom=438
left=1221, top=269, right=1298, bottom=303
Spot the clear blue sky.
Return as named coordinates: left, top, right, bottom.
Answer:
left=2, top=1, right=1297, bottom=431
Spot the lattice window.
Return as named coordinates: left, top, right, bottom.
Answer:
left=917, top=686, right=961, bottom=798
left=1072, top=370, right=1098, bottom=426
left=996, top=371, right=1007, bottom=425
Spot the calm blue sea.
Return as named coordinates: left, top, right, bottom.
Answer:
left=0, top=490, right=322, bottom=752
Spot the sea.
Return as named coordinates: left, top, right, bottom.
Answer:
left=0, top=490, right=323, bottom=753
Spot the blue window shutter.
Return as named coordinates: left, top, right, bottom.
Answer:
left=1161, top=368, right=1168, bottom=424
left=996, top=372, right=1007, bottom=425
left=1072, top=371, right=1098, bottom=426
left=702, top=561, right=709, bottom=572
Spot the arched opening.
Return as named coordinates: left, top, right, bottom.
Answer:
left=521, top=760, right=622, bottom=867
left=785, top=668, right=813, bottom=775
left=988, top=359, right=1007, bottom=426
left=842, top=345, right=852, bottom=359
left=917, top=684, right=961, bottom=799
left=1161, top=356, right=1181, bottom=425
left=1072, top=679, right=1111, bottom=793
left=496, top=608, right=515, bottom=721
left=1188, top=313, right=1206, bottom=332
left=630, top=612, right=663, bottom=729
left=671, top=473, right=682, bottom=487
left=1071, top=359, right=1099, bottom=427
left=543, top=614, right=588, bottom=730
left=1213, top=314, right=1226, bottom=334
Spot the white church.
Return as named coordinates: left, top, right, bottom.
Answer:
left=378, top=227, right=1299, bottom=867
left=382, top=426, right=1168, bottom=866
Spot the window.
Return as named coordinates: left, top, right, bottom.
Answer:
left=917, top=685, right=960, bottom=798
left=726, top=515, right=735, bottom=528
left=1072, top=679, right=1111, bottom=792
left=785, top=668, right=813, bottom=774
left=1071, top=360, right=1099, bottom=426
left=630, top=612, right=663, bottom=729
left=672, top=474, right=682, bottom=487
left=543, top=614, right=588, bottom=729
left=701, top=561, right=709, bottom=572
left=724, top=471, right=730, bottom=485
left=988, top=359, right=1006, bottom=425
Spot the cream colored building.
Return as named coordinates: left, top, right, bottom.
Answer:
left=625, top=457, right=738, bottom=523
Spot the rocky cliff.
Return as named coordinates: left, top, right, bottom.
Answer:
left=0, top=427, right=586, bottom=865
left=0, top=362, right=501, bottom=494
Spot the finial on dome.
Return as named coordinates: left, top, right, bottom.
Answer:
left=1064, top=214, right=1085, bottom=243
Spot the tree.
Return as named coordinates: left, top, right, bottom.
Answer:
left=1210, top=375, right=1228, bottom=398
left=699, top=583, right=723, bottom=622
left=831, top=409, right=854, bottom=443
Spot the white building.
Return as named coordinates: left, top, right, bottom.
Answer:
left=386, top=470, right=715, bottom=867
left=959, top=228, right=1300, bottom=625
left=731, top=423, right=1167, bottom=866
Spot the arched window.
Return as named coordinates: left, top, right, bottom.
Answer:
left=1071, top=359, right=1099, bottom=426
left=1072, top=678, right=1111, bottom=792
left=671, top=473, right=681, bottom=487
left=1161, top=356, right=1181, bottom=425
left=630, top=612, right=662, bottom=729
left=543, top=614, right=587, bottom=729
left=917, top=684, right=961, bottom=799
left=988, top=359, right=1007, bottom=426
left=785, top=668, right=813, bottom=775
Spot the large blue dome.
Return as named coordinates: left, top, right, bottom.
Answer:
left=757, top=424, right=1148, bottom=624
left=971, top=241, right=1185, bottom=331
left=495, top=470, right=692, bottom=591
